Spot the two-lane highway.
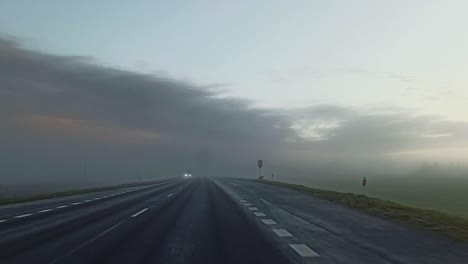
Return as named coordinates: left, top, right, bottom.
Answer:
left=0, top=178, right=292, bottom=264
left=1, top=177, right=468, bottom=264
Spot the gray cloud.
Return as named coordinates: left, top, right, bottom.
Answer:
left=287, top=106, right=468, bottom=155
left=0, top=37, right=293, bottom=184
left=1, top=37, right=468, bottom=186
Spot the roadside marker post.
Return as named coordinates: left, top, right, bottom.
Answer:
left=258, top=160, right=263, bottom=180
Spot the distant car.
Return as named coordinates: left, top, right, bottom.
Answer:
left=184, top=173, right=192, bottom=178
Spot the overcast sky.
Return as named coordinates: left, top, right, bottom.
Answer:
left=1, top=1, right=468, bottom=184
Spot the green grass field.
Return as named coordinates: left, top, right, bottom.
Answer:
left=281, top=176, right=468, bottom=218
left=259, top=179, right=468, bottom=242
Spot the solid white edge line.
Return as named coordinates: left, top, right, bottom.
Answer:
left=48, top=222, right=123, bottom=264
left=14, top=214, right=33, bottom=218
left=38, top=209, right=53, bottom=213
left=83, top=200, right=92, bottom=203
left=131, top=208, right=149, bottom=217
left=272, top=229, right=293, bottom=237
left=289, top=244, right=320, bottom=257
left=0, top=220, right=6, bottom=223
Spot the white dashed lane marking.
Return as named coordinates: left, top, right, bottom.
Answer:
left=219, top=183, right=320, bottom=259
left=272, top=229, right=293, bottom=237
left=14, top=214, right=33, bottom=218
left=289, top=244, right=320, bottom=257
left=131, top=208, right=149, bottom=218
left=167, top=193, right=174, bottom=197
left=0, top=187, right=156, bottom=223
left=261, top=219, right=277, bottom=225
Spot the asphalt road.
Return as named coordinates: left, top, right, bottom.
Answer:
left=0, top=177, right=467, bottom=264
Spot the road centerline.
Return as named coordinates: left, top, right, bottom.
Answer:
left=131, top=208, right=149, bottom=218
left=14, top=214, right=33, bottom=218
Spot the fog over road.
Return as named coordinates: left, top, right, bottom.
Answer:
left=0, top=177, right=467, bottom=264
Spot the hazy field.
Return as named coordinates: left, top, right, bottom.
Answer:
left=287, top=175, right=468, bottom=218
left=0, top=183, right=102, bottom=199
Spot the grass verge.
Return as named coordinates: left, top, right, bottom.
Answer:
left=0, top=181, right=160, bottom=206
left=258, top=180, right=468, bottom=242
